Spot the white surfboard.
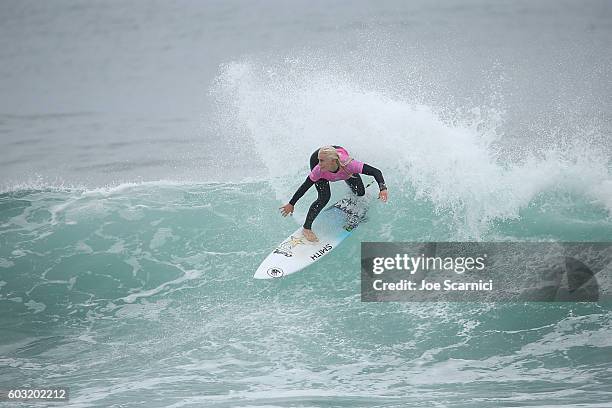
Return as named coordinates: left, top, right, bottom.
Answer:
left=254, top=188, right=373, bottom=279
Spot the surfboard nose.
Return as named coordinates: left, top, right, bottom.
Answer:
left=254, top=264, right=285, bottom=279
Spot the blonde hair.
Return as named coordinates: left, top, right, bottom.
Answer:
left=318, top=145, right=354, bottom=176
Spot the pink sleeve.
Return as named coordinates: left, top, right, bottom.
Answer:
left=309, top=165, right=321, bottom=182
left=347, top=160, right=364, bottom=174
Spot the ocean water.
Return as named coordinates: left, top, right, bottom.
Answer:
left=1, top=1, right=611, bottom=407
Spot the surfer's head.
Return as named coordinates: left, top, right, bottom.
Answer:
left=318, top=146, right=353, bottom=173
left=318, top=146, right=341, bottom=171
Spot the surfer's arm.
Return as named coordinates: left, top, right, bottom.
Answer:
left=289, top=177, right=315, bottom=205
left=361, top=164, right=387, bottom=191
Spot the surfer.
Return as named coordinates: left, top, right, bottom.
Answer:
left=280, top=145, right=388, bottom=242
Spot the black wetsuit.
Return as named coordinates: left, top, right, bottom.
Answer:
left=289, top=146, right=386, bottom=229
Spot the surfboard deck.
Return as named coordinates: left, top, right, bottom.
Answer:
left=254, top=191, right=372, bottom=279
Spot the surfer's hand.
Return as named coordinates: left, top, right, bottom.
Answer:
left=378, top=189, right=388, bottom=202
left=280, top=203, right=294, bottom=216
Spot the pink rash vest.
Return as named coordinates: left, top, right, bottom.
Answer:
left=308, top=147, right=364, bottom=182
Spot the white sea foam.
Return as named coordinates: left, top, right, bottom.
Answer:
left=212, top=58, right=611, bottom=237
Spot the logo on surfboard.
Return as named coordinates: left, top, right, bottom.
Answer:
left=273, top=235, right=307, bottom=257
left=267, top=267, right=284, bottom=278
left=334, top=197, right=366, bottom=231
left=310, top=244, right=333, bottom=261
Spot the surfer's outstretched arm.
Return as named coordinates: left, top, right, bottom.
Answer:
left=280, top=177, right=314, bottom=216
left=289, top=177, right=314, bottom=205
left=361, top=164, right=386, bottom=189
left=361, top=163, right=388, bottom=202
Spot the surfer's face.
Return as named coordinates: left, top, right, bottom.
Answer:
left=318, top=155, right=338, bottom=171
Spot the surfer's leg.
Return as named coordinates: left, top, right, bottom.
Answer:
left=345, top=174, right=365, bottom=196
left=303, top=180, right=331, bottom=229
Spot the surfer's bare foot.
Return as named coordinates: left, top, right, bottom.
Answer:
left=303, top=228, right=319, bottom=242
